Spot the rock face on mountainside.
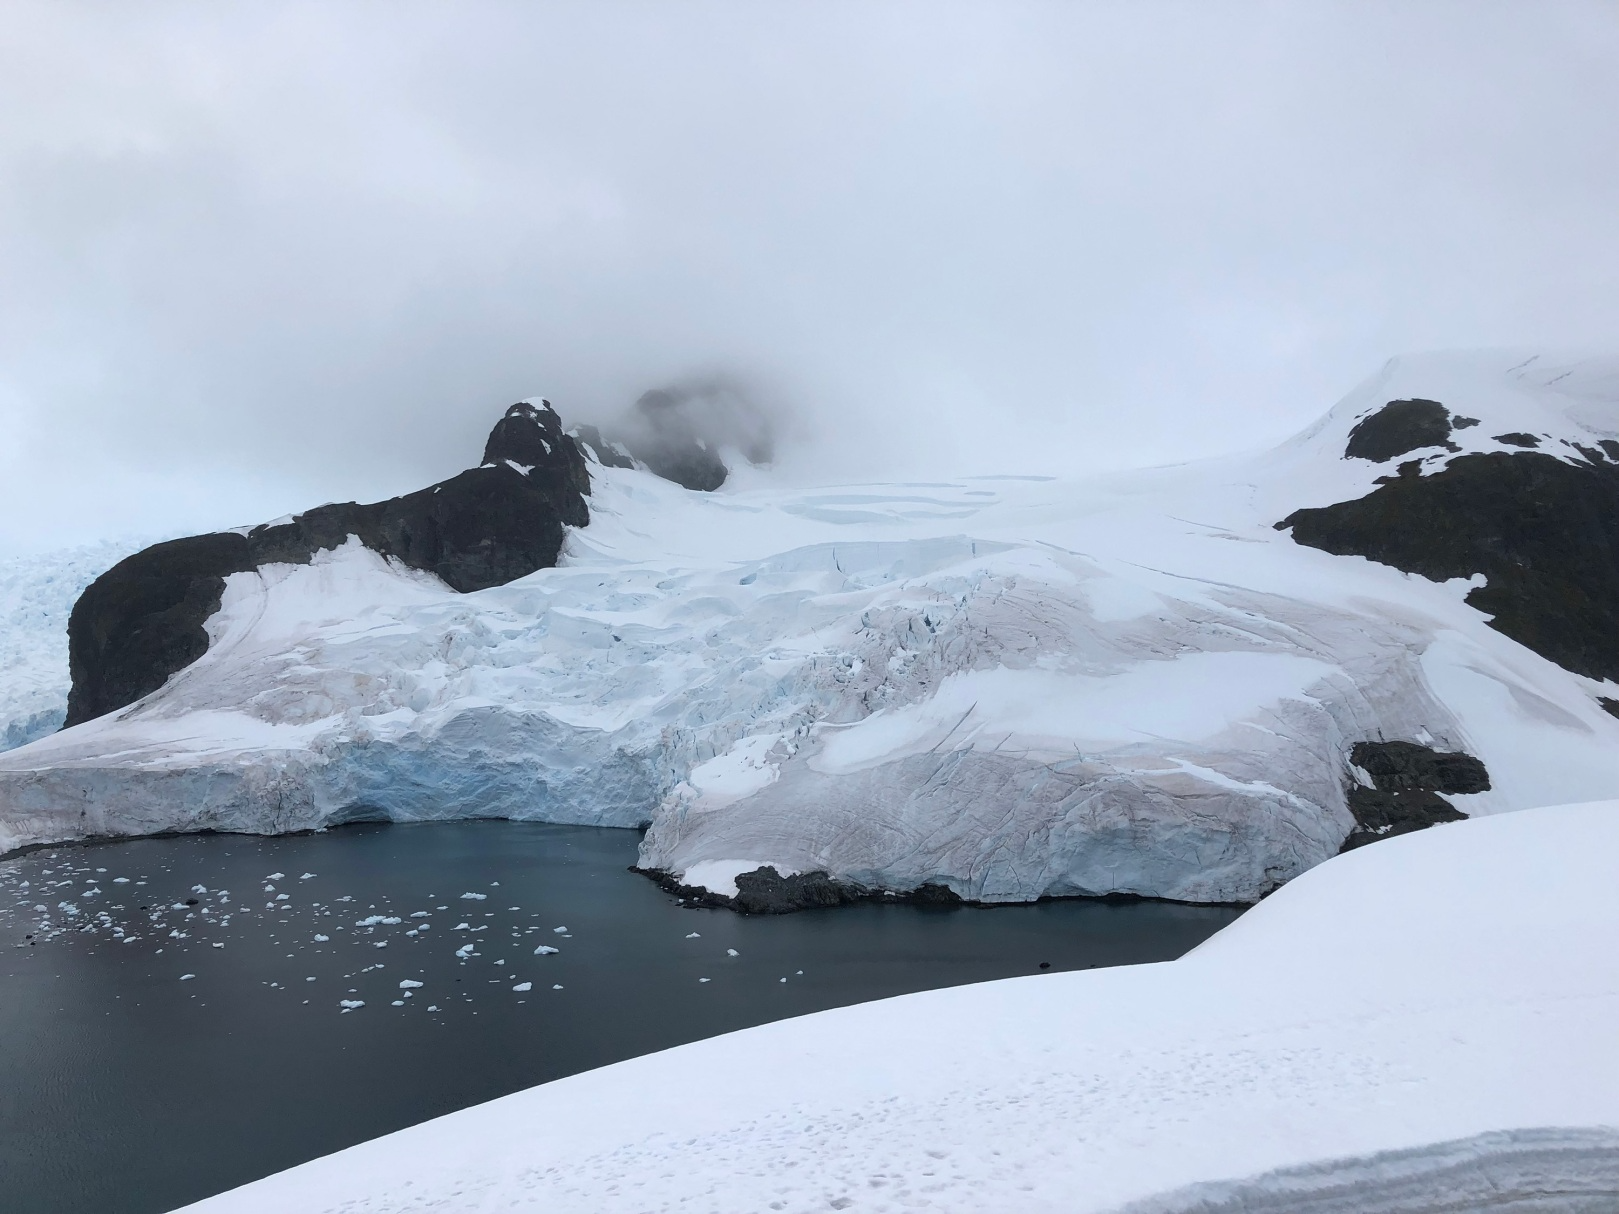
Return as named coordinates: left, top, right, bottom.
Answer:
left=571, top=389, right=732, bottom=491
left=1340, top=740, right=1489, bottom=852
left=1279, top=396, right=1619, bottom=682
left=64, top=402, right=591, bottom=727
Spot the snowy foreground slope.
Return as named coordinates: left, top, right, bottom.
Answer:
left=178, top=801, right=1619, bottom=1214
left=1, top=352, right=1617, bottom=903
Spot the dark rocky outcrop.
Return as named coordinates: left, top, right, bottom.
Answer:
left=616, top=389, right=730, bottom=492
left=1341, top=740, right=1489, bottom=852
left=637, top=865, right=964, bottom=914
left=1343, top=398, right=1458, bottom=462
left=1279, top=413, right=1619, bottom=681
left=65, top=402, right=590, bottom=728
left=1493, top=431, right=1541, bottom=448
left=572, top=380, right=778, bottom=492
left=568, top=424, right=635, bottom=470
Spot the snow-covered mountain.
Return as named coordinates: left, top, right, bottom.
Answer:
left=1, top=352, right=1616, bottom=906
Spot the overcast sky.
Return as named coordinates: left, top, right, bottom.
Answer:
left=2, top=1, right=1616, bottom=550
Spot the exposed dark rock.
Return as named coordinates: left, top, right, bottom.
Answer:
left=65, top=402, right=591, bottom=728
left=1602, top=439, right=1619, bottom=461
left=733, top=866, right=868, bottom=913
left=1343, top=399, right=1458, bottom=462
left=1452, top=415, right=1480, bottom=429
left=568, top=424, right=635, bottom=469
left=1493, top=431, right=1541, bottom=448
left=1600, top=697, right=1619, bottom=720
left=635, top=865, right=964, bottom=915
left=1341, top=740, right=1488, bottom=852
left=575, top=379, right=779, bottom=492
left=1279, top=451, right=1619, bottom=681
left=620, top=389, right=730, bottom=492
left=1351, top=739, right=1490, bottom=794
left=1372, top=459, right=1424, bottom=485
left=479, top=401, right=592, bottom=527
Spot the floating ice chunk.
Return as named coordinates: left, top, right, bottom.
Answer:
left=314, top=934, right=330, bottom=942
left=373, top=941, right=387, bottom=948
left=306, top=976, right=316, bottom=982
left=551, top=984, right=563, bottom=990
left=356, top=915, right=402, bottom=926
left=426, top=1005, right=440, bottom=1012
left=275, top=893, right=289, bottom=901
left=552, top=926, right=567, bottom=934
left=266, top=873, right=285, bottom=881
left=453, top=922, right=472, bottom=930
left=391, top=1000, right=405, bottom=1006
left=399, top=979, right=423, bottom=989
left=212, top=942, right=224, bottom=948
left=779, top=977, right=787, bottom=983
left=339, top=999, right=364, bottom=1010
left=113, top=878, right=129, bottom=884
left=191, top=885, right=208, bottom=894
left=179, top=974, right=195, bottom=981
left=699, top=977, right=710, bottom=983
left=460, top=892, right=487, bottom=901
left=512, top=982, right=532, bottom=992
left=455, top=944, right=475, bottom=958
left=727, top=948, right=739, bottom=957
left=534, top=945, right=559, bottom=955
left=300, top=873, right=315, bottom=880
left=685, top=932, right=701, bottom=938
left=409, top=911, right=429, bottom=918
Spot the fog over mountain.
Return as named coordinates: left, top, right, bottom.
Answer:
left=2, top=1, right=1617, bottom=549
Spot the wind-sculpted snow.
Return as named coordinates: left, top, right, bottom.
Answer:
left=1111, top=1127, right=1619, bottom=1213
left=2, top=352, right=1617, bottom=906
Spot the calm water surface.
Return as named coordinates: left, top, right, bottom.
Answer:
left=0, top=822, right=1242, bottom=1214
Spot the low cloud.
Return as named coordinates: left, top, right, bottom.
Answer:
left=1, top=3, right=1616, bottom=547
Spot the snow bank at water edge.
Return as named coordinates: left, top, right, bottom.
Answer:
left=174, top=799, right=1619, bottom=1213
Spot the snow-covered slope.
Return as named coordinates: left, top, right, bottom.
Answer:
left=0, top=538, right=153, bottom=751
left=175, top=800, right=1619, bottom=1213
left=1, top=353, right=1616, bottom=904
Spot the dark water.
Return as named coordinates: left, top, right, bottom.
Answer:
left=0, top=822, right=1241, bottom=1214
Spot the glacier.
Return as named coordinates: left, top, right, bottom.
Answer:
left=1, top=351, right=1616, bottom=905
left=0, top=537, right=155, bottom=751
